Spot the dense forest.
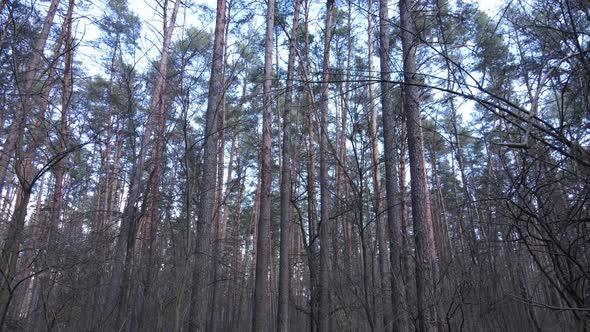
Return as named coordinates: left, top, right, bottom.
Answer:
left=0, top=0, right=589, bottom=330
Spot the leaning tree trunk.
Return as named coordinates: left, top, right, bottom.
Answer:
left=136, top=0, right=181, bottom=328
left=32, top=1, right=74, bottom=327
left=6, top=4, right=71, bottom=325
left=0, top=0, right=61, bottom=279
left=0, top=0, right=60, bottom=195
left=0, top=0, right=69, bottom=326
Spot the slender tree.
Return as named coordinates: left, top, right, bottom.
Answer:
left=136, top=0, right=181, bottom=328
left=379, top=0, right=408, bottom=329
left=189, top=0, right=226, bottom=330
left=399, top=0, right=439, bottom=330
left=0, top=0, right=60, bottom=194
left=277, top=0, right=301, bottom=330
left=319, top=1, right=334, bottom=331
left=252, top=0, right=275, bottom=330
left=367, top=0, right=391, bottom=328
left=33, top=0, right=75, bottom=327
left=0, top=0, right=71, bottom=326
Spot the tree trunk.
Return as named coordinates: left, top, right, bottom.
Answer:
left=0, top=186, right=32, bottom=329
left=189, top=0, right=226, bottom=330
left=278, top=0, right=301, bottom=330
left=138, top=0, right=179, bottom=327
left=319, top=1, right=334, bottom=331
left=0, top=0, right=72, bottom=326
left=301, top=0, right=319, bottom=328
left=399, top=0, right=439, bottom=330
left=7, top=7, right=71, bottom=324
left=378, top=0, right=408, bottom=330
left=252, top=0, right=275, bottom=330
left=33, top=0, right=74, bottom=326
left=209, top=22, right=230, bottom=326
left=367, top=0, right=392, bottom=328
left=228, top=143, right=244, bottom=330
left=0, top=0, right=60, bottom=195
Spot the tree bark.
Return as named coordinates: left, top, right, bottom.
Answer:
left=319, top=1, right=334, bottom=331
left=33, top=0, right=75, bottom=326
left=137, top=1, right=181, bottom=328
left=399, top=0, right=439, bottom=330
left=188, top=0, right=226, bottom=330
left=0, top=0, right=60, bottom=195
left=379, top=0, right=408, bottom=330
left=278, top=0, right=301, bottom=330
left=0, top=0, right=71, bottom=326
left=252, top=0, right=275, bottom=330
left=367, top=0, right=392, bottom=328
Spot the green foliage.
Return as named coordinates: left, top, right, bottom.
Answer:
left=98, top=0, right=141, bottom=50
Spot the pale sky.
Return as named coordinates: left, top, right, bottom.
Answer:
left=77, top=0, right=504, bottom=77
left=479, top=0, right=502, bottom=13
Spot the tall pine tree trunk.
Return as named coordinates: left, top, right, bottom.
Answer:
left=278, top=0, right=301, bottom=330
left=399, top=0, right=439, bottom=330
left=188, top=0, right=226, bottom=330
left=0, top=0, right=70, bottom=326
left=33, top=0, right=74, bottom=326
left=367, top=0, right=392, bottom=328
left=0, top=0, right=60, bottom=195
left=252, top=0, right=275, bottom=329
left=379, top=0, right=408, bottom=330
left=301, top=0, right=319, bottom=327
left=139, top=0, right=180, bottom=326
left=319, top=1, right=334, bottom=331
